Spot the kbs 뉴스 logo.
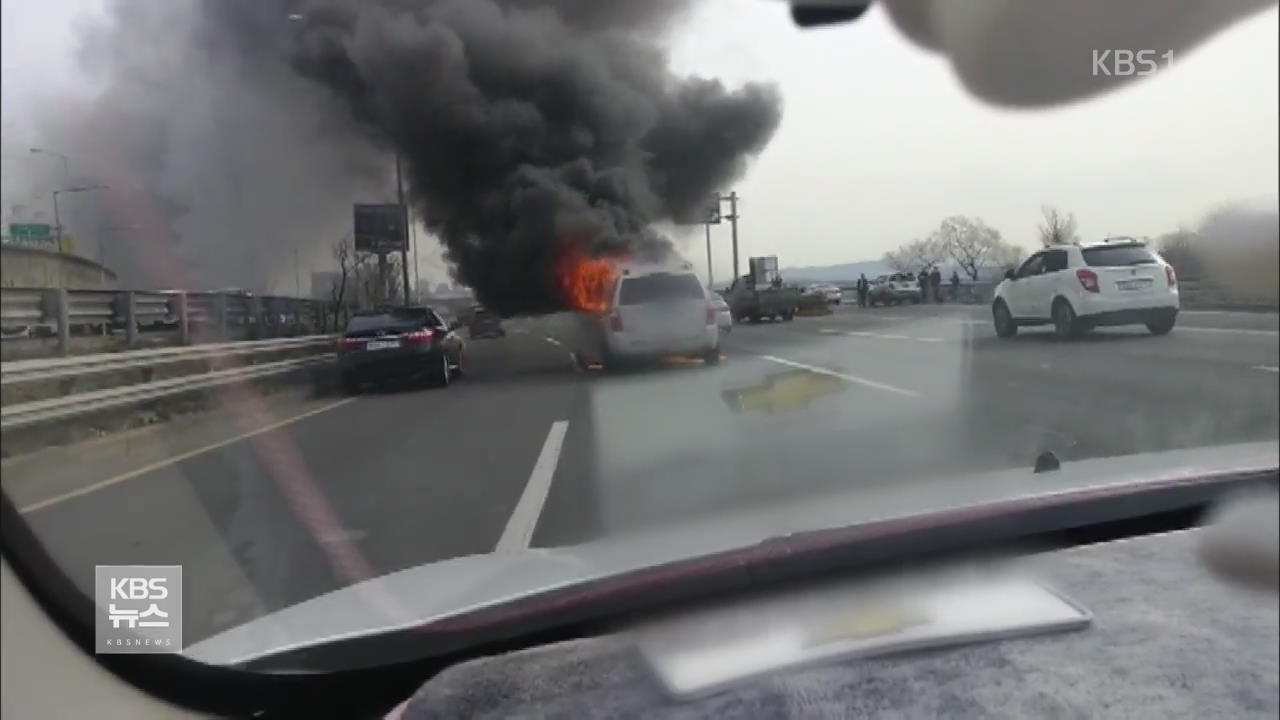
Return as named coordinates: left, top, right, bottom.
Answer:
left=95, top=565, right=182, bottom=654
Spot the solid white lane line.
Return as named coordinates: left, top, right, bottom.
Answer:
left=1177, top=326, right=1278, bottom=336
left=758, top=355, right=919, bottom=398
left=495, top=420, right=570, bottom=552
left=1253, top=365, right=1279, bottom=373
left=18, top=398, right=358, bottom=514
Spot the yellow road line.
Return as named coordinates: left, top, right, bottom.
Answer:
left=18, top=397, right=357, bottom=514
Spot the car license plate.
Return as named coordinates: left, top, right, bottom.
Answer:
left=365, top=340, right=400, bottom=351
left=1116, top=278, right=1153, bottom=291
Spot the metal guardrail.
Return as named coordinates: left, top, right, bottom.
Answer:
left=1, top=287, right=333, bottom=353
left=1, top=335, right=336, bottom=386
left=1, top=353, right=334, bottom=430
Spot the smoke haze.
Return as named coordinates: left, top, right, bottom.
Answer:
left=24, top=0, right=781, bottom=313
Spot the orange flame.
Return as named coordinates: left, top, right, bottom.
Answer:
left=555, top=241, right=622, bottom=313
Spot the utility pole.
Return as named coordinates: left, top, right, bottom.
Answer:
left=726, top=191, right=740, bottom=282
left=396, top=153, right=411, bottom=305
left=294, top=247, right=301, bottom=296
left=704, top=221, right=714, bottom=289
left=52, top=185, right=107, bottom=248
left=410, top=206, right=420, bottom=303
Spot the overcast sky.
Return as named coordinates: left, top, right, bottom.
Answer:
left=3, top=0, right=1277, bottom=287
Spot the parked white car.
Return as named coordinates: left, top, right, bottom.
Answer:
left=711, top=292, right=733, bottom=333
left=804, top=283, right=844, bottom=305
left=992, top=241, right=1179, bottom=338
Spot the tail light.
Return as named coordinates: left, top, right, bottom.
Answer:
left=405, top=328, right=434, bottom=345
left=1076, top=268, right=1100, bottom=293
left=337, top=337, right=362, bottom=351
left=608, top=313, right=623, bottom=333
left=1165, top=265, right=1177, bottom=287
left=706, top=305, right=716, bottom=324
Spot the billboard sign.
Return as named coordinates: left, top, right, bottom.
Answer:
left=672, top=195, right=722, bottom=226
left=353, top=204, right=407, bottom=254
left=705, top=195, right=722, bottom=225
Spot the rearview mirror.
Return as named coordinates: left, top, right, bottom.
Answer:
left=1004, top=269, right=1017, bottom=281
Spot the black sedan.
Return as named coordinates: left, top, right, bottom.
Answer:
left=336, top=306, right=465, bottom=393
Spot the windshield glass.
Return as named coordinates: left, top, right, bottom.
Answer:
left=1, top=0, right=1276, bottom=674
left=1082, top=245, right=1160, bottom=266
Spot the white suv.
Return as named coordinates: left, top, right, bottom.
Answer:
left=992, top=241, right=1179, bottom=338
left=577, top=261, right=720, bottom=368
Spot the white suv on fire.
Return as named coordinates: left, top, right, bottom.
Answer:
left=992, top=241, right=1179, bottom=338
left=576, top=261, right=720, bottom=369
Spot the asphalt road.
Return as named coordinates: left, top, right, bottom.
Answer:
left=6, top=303, right=1278, bottom=646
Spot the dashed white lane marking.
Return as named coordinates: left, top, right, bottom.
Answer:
left=820, top=328, right=943, bottom=343
left=495, top=420, right=570, bottom=552
left=1253, top=365, right=1279, bottom=373
left=1177, top=326, right=1278, bottom=337
left=544, top=337, right=562, bottom=346
left=18, top=398, right=358, bottom=514
left=758, top=355, right=919, bottom=398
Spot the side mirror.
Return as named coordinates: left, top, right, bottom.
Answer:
left=1004, top=269, right=1017, bottom=281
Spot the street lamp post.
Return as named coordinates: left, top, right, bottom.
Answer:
left=30, top=147, right=71, bottom=182
left=52, top=185, right=108, bottom=248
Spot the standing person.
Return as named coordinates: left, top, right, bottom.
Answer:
left=950, top=270, right=961, bottom=301
left=930, top=266, right=943, bottom=303
left=856, top=274, right=869, bottom=308
left=918, top=268, right=929, bottom=303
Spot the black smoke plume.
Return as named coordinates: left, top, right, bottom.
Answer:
left=31, top=1, right=781, bottom=313
left=284, top=0, right=781, bottom=314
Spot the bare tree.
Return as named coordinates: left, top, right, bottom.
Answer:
left=931, top=216, right=1024, bottom=280
left=883, top=237, right=945, bottom=273
left=1038, top=206, right=1079, bottom=247
left=328, top=235, right=354, bottom=331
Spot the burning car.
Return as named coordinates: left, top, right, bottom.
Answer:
left=568, top=258, right=721, bottom=371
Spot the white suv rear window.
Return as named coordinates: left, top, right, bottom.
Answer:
left=1082, top=246, right=1158, bottom=267
left=617, top=273, right=705, bottom=305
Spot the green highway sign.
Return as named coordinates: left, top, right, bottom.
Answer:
left=10, top=223, right=53, bottom=242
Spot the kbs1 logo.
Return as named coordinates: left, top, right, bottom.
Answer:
left=95, top=565, right=182, bottom=654
left=1092, top=50, right=1174, bottom=77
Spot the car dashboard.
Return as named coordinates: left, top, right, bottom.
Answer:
left=395, top=528, right=1278, bottom=719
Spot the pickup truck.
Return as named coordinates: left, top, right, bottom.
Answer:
left=723, top=275, right=802, bottom=323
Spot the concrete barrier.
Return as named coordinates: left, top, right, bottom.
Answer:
left=0, top=245, right=116, bottom=289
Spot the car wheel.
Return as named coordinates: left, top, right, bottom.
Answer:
left=452, top=349, right=466, bottom=378
left=781, top=310, right=794, bottom=321
left=1146, top=314, right=1176, bottom=335
left=434, top=353, right=452, bottom=387
left=992, top=300, right=1017, bottom=338
left=1052, top=298, right=1079, bottom=338
left=703, top=346, right=721, bottom=365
